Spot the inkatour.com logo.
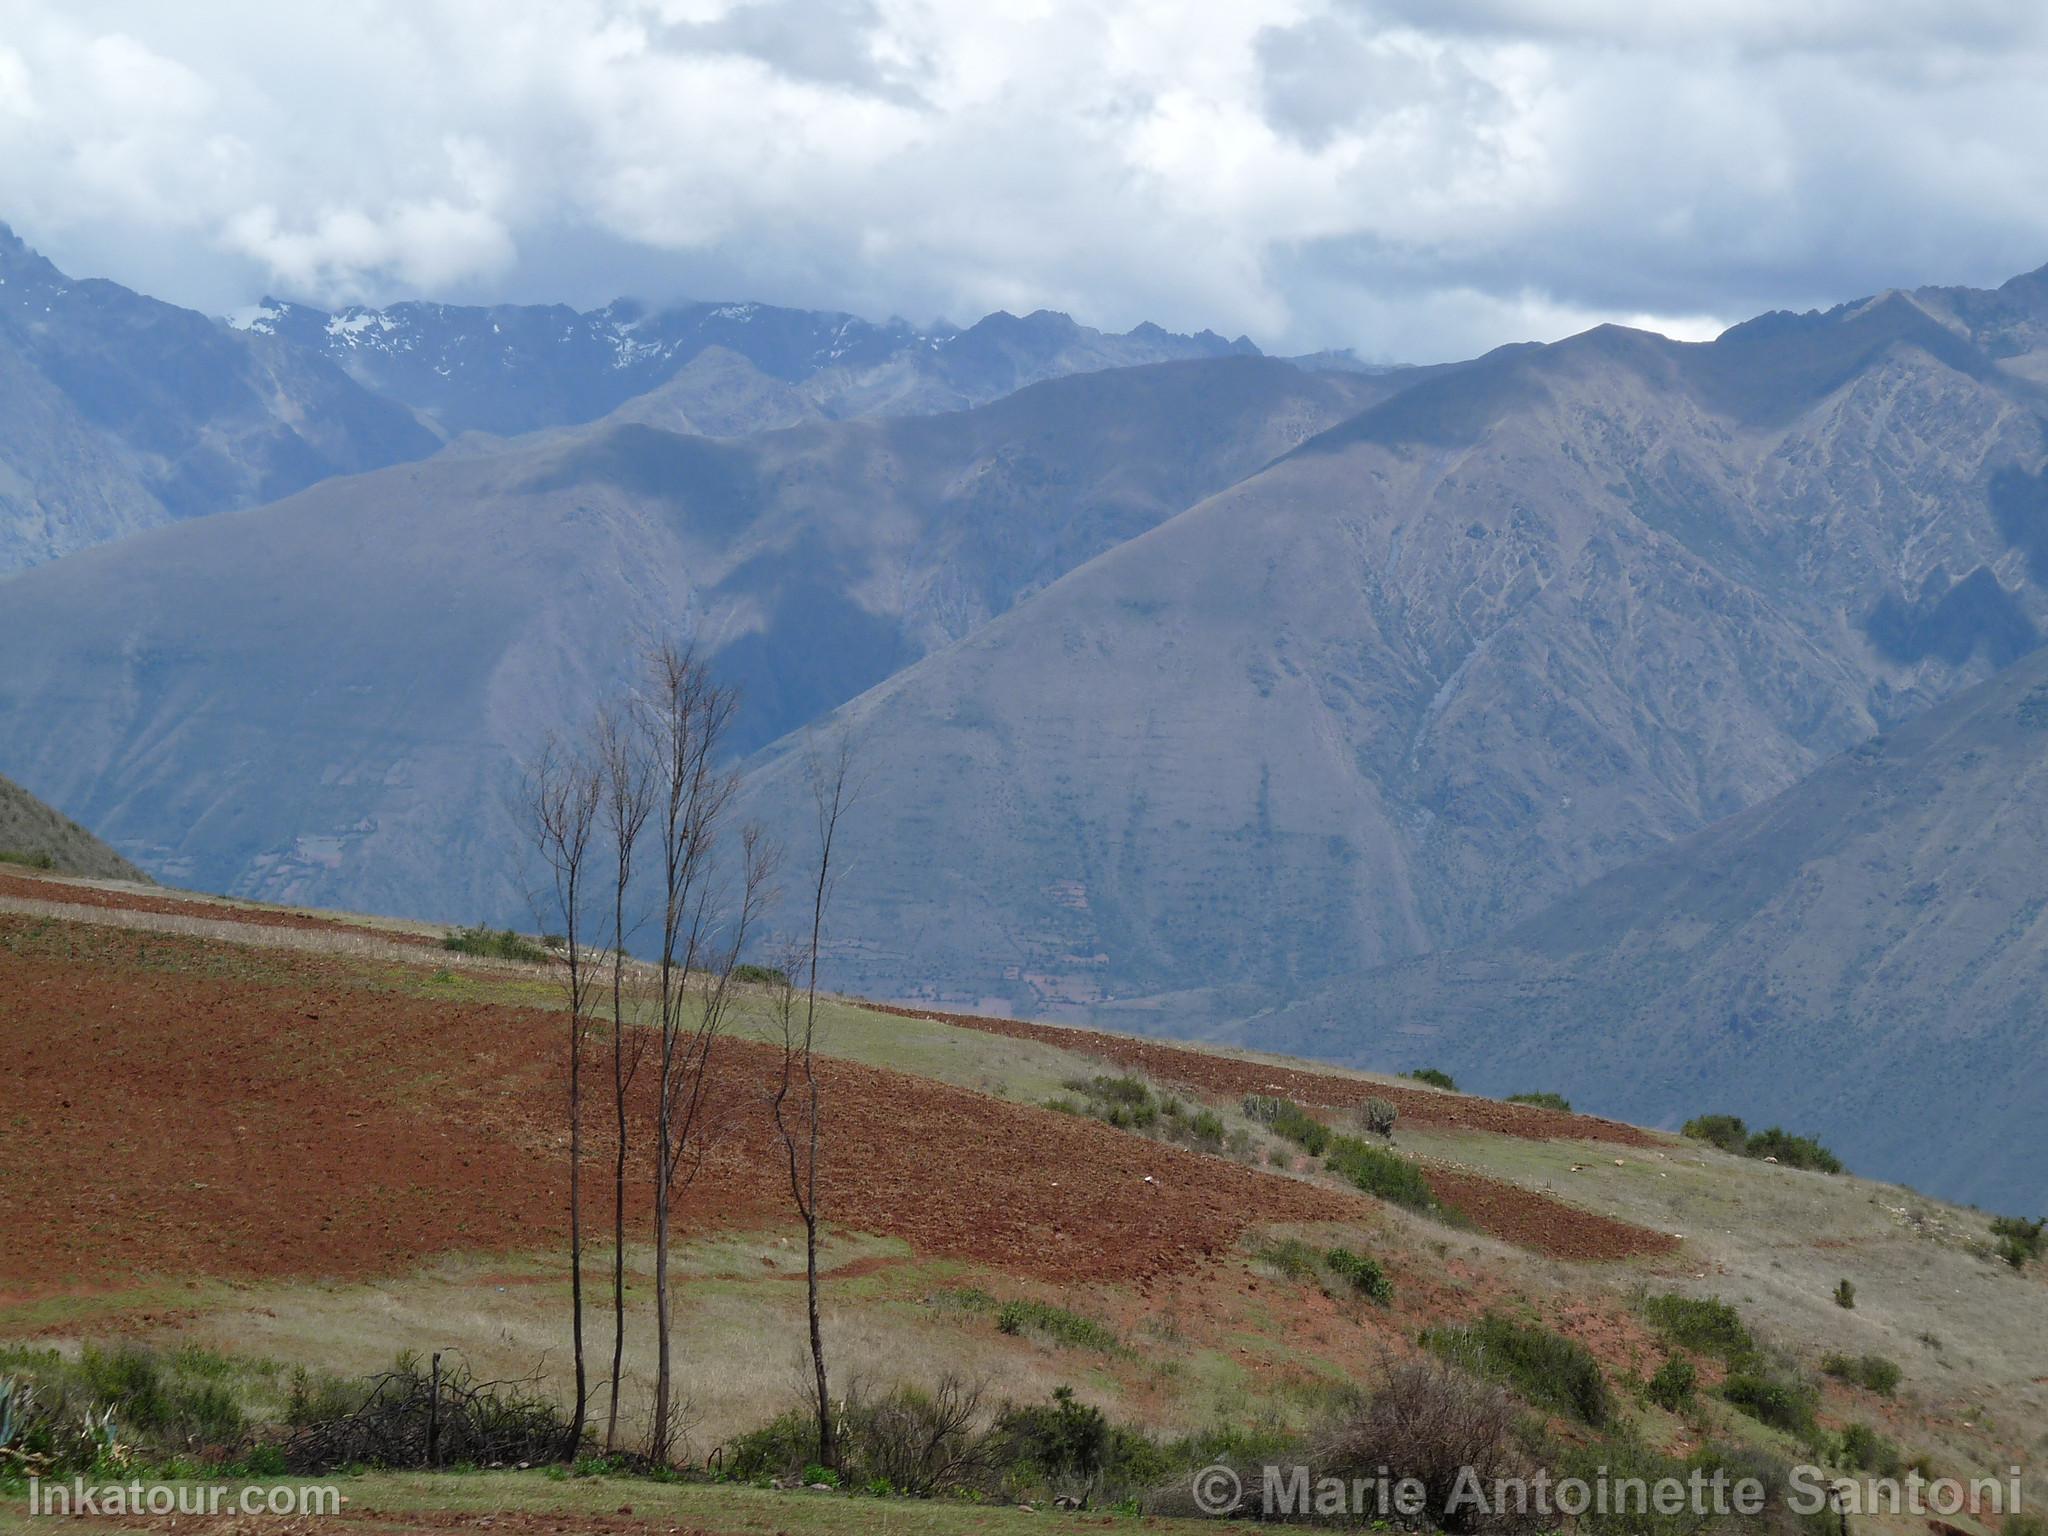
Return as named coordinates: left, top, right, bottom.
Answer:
left=25, top=1477, right=344, bottom=1519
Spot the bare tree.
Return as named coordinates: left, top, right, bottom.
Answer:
left=526, top=733, right=602, bottom=1456
left=593, top=701, right=652, bottom=1452
left=769, top=732, right=856, bottom=1472
left=640, top=639, right=773, bottom=1464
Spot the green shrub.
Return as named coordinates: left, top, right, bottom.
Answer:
left=1644, top=1356, right=1697, bottom=1411
left=1837, top=1422, right=1901, bottom=1477
left=1821, top=1354, right=1901, bottom=1396
left=1324, top=1135, right=1437, bottom=1214
left=1681, top=1116, right=1843, bottom=1172
left=1641, top=1294, right=1753, bottom=1362
left=1833, top=1278, right=1856, bottom=1310
left=1158, top=1098, right=1225, bottom=1153
left=1253, top=1237, right=1323, bottom=1282
left=1681, top=1114, right=1749, bottom=1153
left=1990, top=1214, right=2045, bottom=1268
left=995, top=1386, right=1109, bottom=1483
left=0, top=1343, right=264, bottom=1470
left=1241, top=1094, right=1331, bottom=1156
left=1060, top=1075, right=1159, bottom=1131
left=0, top=849, right=56, bottom=871
left=441, top=925, right=549, bottom=963
left=1422, top=1313, right=1611, bottom=1426
left=733, top=963, right=791, bottom=986
left=1554, top=1431, right=1767, bottom=1536
left=1747, top=1127, right=1844, bottom=1173
left=1720, top=1369, right=1817, bottom=1437
left=1324, top=1248, right=1393, bottom=1305
left=1505, top=1091, right=1572, bottom=1112
left=1406, top=1068, right=1457, bottom=1091
left=728, top=1409, right=814, bottom=1481
left=994, top=1299, right=1119, bottom=1354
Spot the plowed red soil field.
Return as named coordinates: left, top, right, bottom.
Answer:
left=867, top=1003, right=1659, bottom=1148
left=0, top=918, right=1368, bottom=1299
left=0, top=869, right=439, bottom=948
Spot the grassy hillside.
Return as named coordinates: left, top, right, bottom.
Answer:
left=0, top=878, right=2042, bottom=1535
left=0, top=772, right=147, bottom=881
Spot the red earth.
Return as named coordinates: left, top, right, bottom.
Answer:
left=0, top=868, right=441, bottom=949
left=866, top=1003, right=1661, bottom=1148
left=1, top=918, right=1373, bottom=1299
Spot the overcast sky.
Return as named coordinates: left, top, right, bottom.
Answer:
left=3, top=0, right=2047, bottom=362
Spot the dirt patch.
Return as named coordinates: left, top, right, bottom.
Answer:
left=867, top=1003, right=1660, bottom=1148
left=1421, top=1170, right=1680, bottom=1262
left=0, top=869, right=438, bottom=949
left=0, top=917, right=1370, bottom=1297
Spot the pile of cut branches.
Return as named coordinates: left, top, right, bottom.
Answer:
left=281, top=1355, right=572, bottom=1472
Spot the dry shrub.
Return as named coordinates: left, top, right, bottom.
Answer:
left=1316, top=1356, right=1544, bottom=1535
left=843, top=1374, right=1002, bottom=1496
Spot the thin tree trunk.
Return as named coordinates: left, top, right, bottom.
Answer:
left=568, top=986, right=587, bottom=1453
left=527, top=737, right=598, bottom=1462
left=606, top=910, right=629, bottom=1451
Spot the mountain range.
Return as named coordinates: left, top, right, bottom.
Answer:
left=4, top=228, right=2048, bottom=1204
left=240, top=291, right=1262, bottom=438
left=0, top=349, right=1390, bottom=907
left=0, top=224, right=439, bottom=574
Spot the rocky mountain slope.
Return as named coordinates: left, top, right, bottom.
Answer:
left=0, top=354, right=1389, bottom=910
left=731, top=283, right=2048, bottom=1026
left=0, top=772, right=148, bottom=881
left=1248, top=642, right=2048, bottom=1209
left=0, top=225, right=440, bottom=574
left=243, top=291, right=1261, bottom=438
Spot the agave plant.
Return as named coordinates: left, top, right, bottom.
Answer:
left=0, top=1376, right=19, bottom=1454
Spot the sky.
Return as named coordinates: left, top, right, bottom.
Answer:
left=2, top=0, right=2047, bottom=362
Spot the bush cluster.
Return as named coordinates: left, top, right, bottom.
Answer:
left=1242, top=1093, right=1332, bottom=1155
left=1323, top=1247, right=1394, bottom=1305
left=1821, top=1353, right=1902, bottom=1396
left=1244, top=1094, right=1439, bottom=1214
left=1640, top=1293, right=1823, bottom=1438
left=1504, top=1091, right=1572, bottom=1112
left=1421, top=1313, right=1611, bottom=1427
left=0, top=1344, right=249, bottom=1474
left=1054, top=1076, right=1229, bottom=1153
left=991, top=1298, right=1120, bottom=1354
left=1681, top=1115, right=1844, bottom=1173
left=1325, top=1136, right=1438, bottom=1214
left=1405, top=1068, right=1457, bottom=1091
left=1991, top=1214, right=2045, bottom=1269
left=1641, top=1294, right=1752, bottom=1360
left=1252, top=1239, right=1393, bottom=1305
left=1643, top=1356, right=1697, bottom=1412
left=1836, top=1422, right=1901, bottom=1477
left=441, top=925, right=550, bottom=963
left=730, top=1380, right=1217, bottom=1505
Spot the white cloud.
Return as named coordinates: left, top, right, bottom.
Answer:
left=0, top=0, right=2044, bottom=360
